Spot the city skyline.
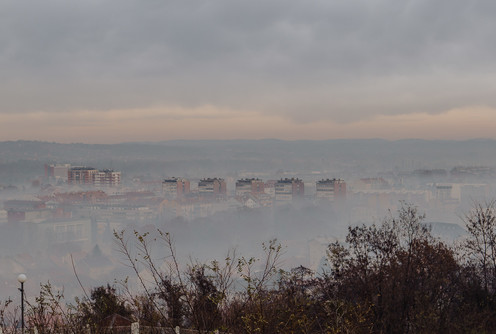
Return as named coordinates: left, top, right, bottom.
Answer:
left=1, top=0, right=495, bottom=143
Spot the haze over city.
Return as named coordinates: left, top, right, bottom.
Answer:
left=3, top=1, right=496, bottom=332
left=1, top=0, right=496, bottom=143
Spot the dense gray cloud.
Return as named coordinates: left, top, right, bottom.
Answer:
left=1, top=0, right=495, bottom=122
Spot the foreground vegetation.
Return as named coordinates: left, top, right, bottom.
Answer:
left=4, top=202, right=496, bottom=333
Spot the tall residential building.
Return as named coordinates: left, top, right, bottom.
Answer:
left=162, top=178, right=190, bottom=199
left=68, top=167, right=99, bottom=185
left=235, top=178, right=265, bottom=197
left=95, top=170, right=121, bottom=187
left=68, top=167, right=121, bottom=186
left=198, top=178, right=227, bottom=197
left=45, top=164, right=71, bottom=182
left=316, top=179, right=347, bottom=201
left=275, top=178, right=304, bottom=203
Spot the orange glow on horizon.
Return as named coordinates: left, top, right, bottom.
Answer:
left=0, top=106, right=494, bottom=143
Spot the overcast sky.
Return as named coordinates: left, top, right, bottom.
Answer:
left=1, top=0, right=495, bottom=143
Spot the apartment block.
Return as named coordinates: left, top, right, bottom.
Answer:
left=68, top=167, right=121, bottom=186
left=235, top=178, right=265, bottom=197
left=162, top=178, right=190, bottom=199
left=198, top=178, right=227, bottom=197
left=95, top=170, right=121, bottom=187
left=316, top=178, right=347, bottom=201
left=45, top=164, right=71, bottom=182
left=275, top=178, right=304, bottom=203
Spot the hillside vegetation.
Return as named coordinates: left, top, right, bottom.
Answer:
left=3, top=203, right=496, bottom=333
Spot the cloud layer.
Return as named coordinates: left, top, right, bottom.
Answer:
left=1, top=0, right=495, bottom=141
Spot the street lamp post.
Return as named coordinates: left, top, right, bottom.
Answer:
left=17, top=274, right=27, bottom=334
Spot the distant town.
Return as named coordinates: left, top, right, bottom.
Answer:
left=4, top=163, right=490, bottom=226
left=1, top=163, right=491, bottom=254
left=0, top=142, right=492, bottom=305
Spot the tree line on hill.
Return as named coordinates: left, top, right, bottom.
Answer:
left=3, top=202, right=496, bottom=333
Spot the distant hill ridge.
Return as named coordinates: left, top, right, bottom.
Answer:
left=0, top=139, right=495, bottom=183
